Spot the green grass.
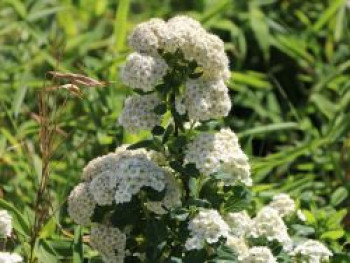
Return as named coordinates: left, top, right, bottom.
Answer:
left=0, top=0, right=349, bottom=261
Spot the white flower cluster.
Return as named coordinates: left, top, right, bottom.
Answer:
left=225, top=210, right=252, bottom=238
left=292, top=240, right=333, bottom=263
left=185, top=209, right=229, bottom=250
left=185, top=128, right=252, bottom=186
left=224, top=208, right=285, bottom=262
left=0, top=210, right=12, bottom=237
left=167, top=16, right=230, bottom=80
left=128, top=18, right=168, bottom=56
left=68, top=146, right=180, bottom=225
left=111, top=156, right=166, bottom=204
left=118, top=93, right=162, bottom=133
left=121, top=52, right=168, bottom=92
left=67, top=183, right=96, bottom=225
left=0, top=253, right=23, bottom=263
left=182, top=78, right=231, bottom=121
left=222, top=194, right=333, bottom=262
left=267, top=193, right=296, bottom=218
left=90, top=225, right=126, bottom=263
left=241, top=246, right=277, bottom=263
left=121, top=16, right=231, bottom=131
left=226, top=236, right=249, bottom=260
left=249, top=207, right=292, bottom=250
left=128, top=16, right=230, bottom=81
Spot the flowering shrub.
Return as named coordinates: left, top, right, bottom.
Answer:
left=68, top=16, right=333, bottom=262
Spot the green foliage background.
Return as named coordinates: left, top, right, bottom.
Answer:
left=0, top=0, right=349, bottom=261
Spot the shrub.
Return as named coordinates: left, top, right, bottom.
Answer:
left=68, top=16, right=333, bottom=263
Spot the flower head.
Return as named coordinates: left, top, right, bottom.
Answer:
left=118, top=94, right=162, bottom=133
left=292, top=240, right=332, bottom=263
left=128, top=18, right=168, bottom=56
left=68, top=183, right=96, bottom=225
left=121, top=52, right=168, bottom=92
left=225, top=210, right=252, bottom=237
left=90, top=225, right=126, bottom=263
left=268, top=193, right=296, bottom=218
left=185, top=209, right=229, bottom=250
left=242, top=246, right=277, bottom=263
left=249, top=207, right=292, bottom=250
left=183, top=78, right=231, bottom=121
left=185, top=129, right=251, bottom=186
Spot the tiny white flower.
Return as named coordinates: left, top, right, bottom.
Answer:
left=185, top=209, right=229, bottom=250
left=226, top=235, right=249, bottom=260
left=121, top=52, right=168, bottom=92
left=0, top=210, right=12, bottom=237
left=249, top=207, right=292, bottom=251
left=183, top=78, right=231, bottom=121
left=268, top=193, right=296, bottom=218
left=90, top=225, right=126, bottom=263
left=185, top=129, right=251, bottom=186
left=68, top=183, right=96, bottom=225
left=241, top=246, right=277, bottom=263
left=225, top=210, right=252, bottom=237
left=292, top=240, right=332, bottom=263
left=119, top=94, right=162, bottom=133
left=128, top=18, right=168, bottom=56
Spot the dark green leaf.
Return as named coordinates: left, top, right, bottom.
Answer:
left=154, top=103, right=168, bottom=115
left=152, top=125, right=166, bottom=136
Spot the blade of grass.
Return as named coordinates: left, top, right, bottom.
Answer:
left=313, top=0, right=345, bottom=31
left=114, top=0, right=130, bottom=52
left=238, top=122, right=301, bottom=138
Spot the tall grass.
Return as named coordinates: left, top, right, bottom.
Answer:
left=0, top=0, right=349, bottom=261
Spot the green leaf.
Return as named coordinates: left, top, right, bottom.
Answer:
left=146, top=218, right=168, bottom=260
left=326, top=209, right=347, bottom=229
left=183, top=163, right=200, bottom=177
left=4, top=0, right=27, bottom=19
left=313, top=0, right=345, bottom=31
left=154, top=103, right=168, bottom=115
left=249, top=4, right=270, bottom=61
left=162, top=124, right=174, bottom=143
left=145, top=187, right=166, bottom=202
left=238, top=122, right=301, bottom=138
left=320, top=230, right=344, bottom=240
left=188, top=177, right=198, bottom=197
left=330, top=187, right=348, bottom=206
left=127, top=139, right=160, bottom=151
left=152, top=125, right=165, bottom=136
left=73, top=226, right=83, bottom=263
left=231, top=71, right=271, bottom=90
left=291, top=224, right=315, bottom=236
left=189, top=71, right=203, bottom=79
left=222, top=185, right=252, bottom=213
left=114, top=0, right=130, bottom=52
left=302, top=210, right=316, bottom=225
left=208, top=244, right=238, bottom=262
left=200, top=0, right=231, bottom=23
left=11, top=84, right=27, bottom=118
left=0, top=199, right=30, bottom=237
left=110, top=197, right=141, bottom=228
left=169, top=161, right=184, bottom=174
left=184, top=249, right=207, bottom=263
left=36, top=239, right=59, bottom=263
